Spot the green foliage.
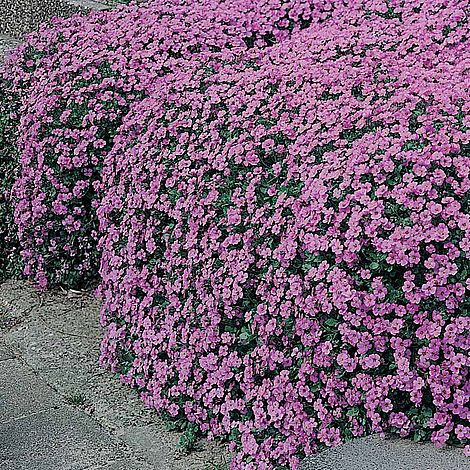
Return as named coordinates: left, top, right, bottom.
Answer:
left=0, top=77, right=22, bottom=282
left=204, top=463, right=230, bottom=470
left=66, top=392, right=87, bottom=406
left=177, top=422, right=201, bottom=453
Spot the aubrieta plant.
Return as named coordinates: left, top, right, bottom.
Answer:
left=1, top=0, right=329, bottom=288
left=1, top=0, right=469, bottom=469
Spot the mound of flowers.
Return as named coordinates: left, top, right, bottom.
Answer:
left=0, top=0, right=331, bottom=288
left=97, top=1, right=469, bottom=468
left=1, top=0, right=469, bottom=469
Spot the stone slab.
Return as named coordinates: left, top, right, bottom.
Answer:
left=0, top=406, right=149, bottom=470
left=300, top=435, right=469, bottom=470
left=0, top=353, right=151, bottom=469
left=0, top=0, right=108, bottom=39
left=116, top=424, right=230, bottom=470
left=0, top=357, right=60, bottom=422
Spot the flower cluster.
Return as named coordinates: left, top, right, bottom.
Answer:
left=1, top=0, right=469, bottom=468
left=1, top=0, right=328, bottom=287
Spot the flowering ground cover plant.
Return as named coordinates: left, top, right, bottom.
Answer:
left=97, top=1, right=470, bottom=468
left=0, top=0, right=330, bottom=288
left=1, top=0, right=470, bottom=469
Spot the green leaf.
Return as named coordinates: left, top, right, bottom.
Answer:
left=346, top=407, right=359, bottom=417
left=325, top=318, right=339, bottom=327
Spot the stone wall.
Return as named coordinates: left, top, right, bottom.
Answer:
left=0, top=0, right=109, bottom=40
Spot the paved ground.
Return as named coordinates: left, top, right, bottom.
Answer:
left=0, top=0, right=126, bottom=60
left=300, top=435, right=469, bottom=470
left=0, top=348, right=149, bottom=470
left=0, top=0, right=94, bottom=39
left=0, top=280, right=229, bottom=470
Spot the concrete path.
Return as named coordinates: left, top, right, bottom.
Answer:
left=300, top=435, right=469, bottom=470
left=0, top=342, right=149, bottom=470
left=0, top=0, right=104, bottom=40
